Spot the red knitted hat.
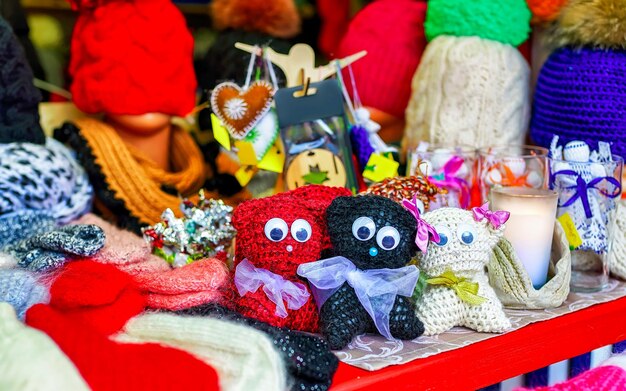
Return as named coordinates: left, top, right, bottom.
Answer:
left=336, top=0, right=428, bottom=118
left=26, top=304, right=220, bottom=391
left=68, top=0, right=197, bottom=117
left=49, top=261, right=146, bottom=336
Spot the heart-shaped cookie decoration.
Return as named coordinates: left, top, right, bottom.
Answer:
left=211, top=81, right=275, bottom=140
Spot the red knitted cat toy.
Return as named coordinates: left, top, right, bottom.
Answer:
left=231, top=185, right=351, bottom=332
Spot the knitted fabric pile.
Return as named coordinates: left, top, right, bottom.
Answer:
left=403, top=0, right=531, bottom=150
left=414, top=207, right=511, bottom=335
left=530, top=0, right=626, bottom=160
left=336, top=0, right=428, bottom=119
left=175, top=303, right=340, bottom=391
left=0, top=268, right=49, bottom=320
left=230, top=185, right=350, bottom=332
left=116, top=312, right=287, bottom=391
left=0, top=16, right=45, bottom=145
left=0, top=303, right=89, bottom=391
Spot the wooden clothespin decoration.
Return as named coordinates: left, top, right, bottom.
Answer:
left=234, top=42, right=366, bottom=87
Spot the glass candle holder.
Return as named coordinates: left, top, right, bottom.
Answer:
left=491, top=187, right=559, bottom=289
left=549, top=155, right=624, bottom=292
left=406, top=144, right=476, bottom=209
left=478, top=145, right=549, bottom=204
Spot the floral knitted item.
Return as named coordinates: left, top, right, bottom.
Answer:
left=0, top=139, right=93, bottom=223
left=231, top=185, right=351, bottom=332
left=116, top=312, right=287, bottom=391
left=71, top=213, right=169, bottom=275
left=9, top=224, right=105, bottom=272
left=174, top=302, right=339, bottom=391
left=0, top=303, right=89, bottom=391
left=424, top=0, right=531, bottom=46
left=414, top=206, right=511, bottom=335
left=403, top=36, right=530, bottom=151
left=299, top=195, right=424, bottom=350
left=0, top=268, right=50, bottom=320
left=26, top=304, right=220, bottom=391
left=133, top=257, right=229, bottom=310
left=48, top=261, right=146, bottom=336
left=530, top=47, right=626, bottom=160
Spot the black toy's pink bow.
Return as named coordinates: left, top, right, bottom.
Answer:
left=402, top=196, right=440, bottom=252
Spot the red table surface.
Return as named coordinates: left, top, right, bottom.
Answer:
left=331, top=296, right=626, bottom=391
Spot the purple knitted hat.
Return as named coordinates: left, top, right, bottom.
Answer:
left=530, top=47, right=626, bottom=159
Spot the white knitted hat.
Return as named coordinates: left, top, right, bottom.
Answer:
left=608, top=200, right=626, bottom=279
left=418, top=207, right=504, bottom=276
left=116, top=312, right=287, bottom=391
left=403, top=35, right=530, bottom=150
left=0, top=303, right=89, bottom=391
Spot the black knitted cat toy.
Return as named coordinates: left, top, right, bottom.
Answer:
left=298, top=195, right=425, bottom=350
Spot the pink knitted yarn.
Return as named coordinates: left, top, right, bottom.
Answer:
left=516, top=365, right=626, bottom=391
left=133, top=258, right=229, bottom=311
left=72, top=214, right=169, bottom=275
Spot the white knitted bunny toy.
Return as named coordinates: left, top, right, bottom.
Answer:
left=414, top=206, right=511, bottom=335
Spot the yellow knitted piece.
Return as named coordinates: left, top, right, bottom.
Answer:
left=414, top=207, right=511, bottom=335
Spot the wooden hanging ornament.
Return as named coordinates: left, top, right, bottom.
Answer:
left=210, top=81, right=275, bottom=140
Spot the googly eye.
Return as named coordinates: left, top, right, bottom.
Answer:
left=352, top=217, right=376, bottom=241
left=376, top=226, right=401, bottom=251
left=264, top=218, right=288, bottom=242
left=433, top=225, right=451, bottom=247
left=291, top=219, right=312, bottom=243
left=457, top=224, right=476, bottom=245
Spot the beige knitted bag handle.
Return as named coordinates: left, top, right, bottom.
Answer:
left=487, top=222, right=571, bottom=309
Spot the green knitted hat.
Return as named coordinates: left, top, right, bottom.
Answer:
left=425, top=0, right=531, bottom=46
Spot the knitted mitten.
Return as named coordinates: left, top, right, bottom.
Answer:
left=49, top=261, right=145, bottom=336
left=0, top=268, right=49, bottom=320
left=11, top=224, right=105, bottom=272
left=117, top=312, right=287, bottom=391
left=175, top=303, right=339, bottom=391
left=0, top=303, right=89, bottom=391
left=26, top=304, right=220, bottom=391
left=133, top=257, right=229, bottom=310
left=415, top=207, right=511, bottom=335
left=308, top=195, right=423, bottom=349
left=71, top=213, right=169, bottom=275
left=231, top=185, right=350, bottom=332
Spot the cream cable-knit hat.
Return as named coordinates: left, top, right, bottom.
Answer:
left=608, top=200, right=626, bottom=279
left=403, top=35, right=530, bottom=151
left=116, top=312, right=287, bottom=391
left=0, top=302, right=89, bottom=391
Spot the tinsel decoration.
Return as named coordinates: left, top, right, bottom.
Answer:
left=142, top=190, right=236, bottom=267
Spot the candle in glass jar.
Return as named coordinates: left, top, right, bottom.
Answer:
left=491, top=187, right=558, bottom=289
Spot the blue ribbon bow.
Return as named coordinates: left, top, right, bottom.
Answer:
left=551, top=169, right=621, bottom=219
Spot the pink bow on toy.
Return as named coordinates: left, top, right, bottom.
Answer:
left=428, top=156, right=471, bottom=209
left=234, top=259, right=310, bottom=318
left=402, top=196, right=440, bottom=253
left=472, top=202, right=510, bottom=229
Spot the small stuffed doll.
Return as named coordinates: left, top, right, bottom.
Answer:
left=298, top=195, right=424, bottom=350
left=231, top=185, right=350, bottom=332
left=415, top=204, right=512, bottom=335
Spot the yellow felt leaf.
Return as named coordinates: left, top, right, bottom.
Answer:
left=211, top=114, right=231, bottom=150
left=257, top=139, right=285, bottom=173
left=235, top=140, right=258, bottom=166
left=234, top=166, right=257, bottom=186
left=558, top=213, right=583, bottom=250
left=362, top=153, right=399, bottom=182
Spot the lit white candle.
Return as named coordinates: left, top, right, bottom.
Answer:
left=491, top=188, right=558, bottom=289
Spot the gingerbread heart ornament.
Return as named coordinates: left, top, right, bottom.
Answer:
left=211, top=81, right=275, bottom=140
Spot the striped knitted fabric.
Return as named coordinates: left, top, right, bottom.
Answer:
left=531, top=47, right=626, bottom=159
